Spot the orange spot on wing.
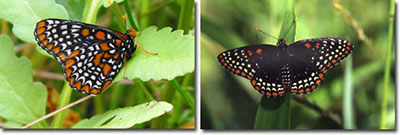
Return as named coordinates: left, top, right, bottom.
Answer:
left=82, top=85, right=90, bottom=94
left=321, top=67, right=326, bottom=72
left=41, top=39, right=48, bottom=45
left=103, top=64, right=111, bottom=76
left=256, top=49, right=262, bottom=54
left=272, top=92, right=278, bottom=97
left=36, top=27, right=45, bottom=34
left=104, top=52, right=112, bottom=58
left=65, top=59, right=75, bottom=69
left=316, top=80, right=321, bottom=85
left=247, top=50, right=253, bottom=56
left=95, top=31, right=106, bottom=40
left=58, top=52, right=66, bottom=61
left=346, top=46, right=351, bottom=50
left=337, top=57, right=342, bottom=61
left=223, top=63, right=228, bottom=67
left=298, top=89, right=304, bottom=93
left=81, top=29, right=90, bottom=37
left=312, top=85, right=316, bottom=89
left=305, top=88, right=311, bottom=92
left=255, top=86, right=260, bottom=90
left=235, top=69, right=240, bottom=74
left=345, top=50, right=349, bottom=54
left=315, top=43, right=320, bottom=48
left=266, top=92, right=271, bottom=96
left=327, top=62, right=331, bottom=67
left=247, top=75, right=252, bottom=80
left=346, top=42, right=351, bottom=46
left=115, top=39, right=122, bottom=48
left=68, top=77, right=75, bottom=85
left=46, top=43, right=54, bottom=50
left=100, top=42, right=110, bottom=50
left=37, top=21, right=46, bottom=28
left=93, top=52, right=104, bottom=65
left=241, top=72, right=246, bottom=77
left=304, top=43, right=311, bottom=49
left=318, top=73, right=324, bottom=79
left=74, top=81, right=82, bottom=90
left=38, top=34, right=46, bottom=41
left=68, top=50, right=80, bottom=58
left=332, top=59, right=337, bottom=64
left=102, top=80, right=112, bottom=90
left=251, top=80, right=257, bottom=86
left=291, top=89, right=298, bottom=93
left=52, top=47, right=60, bottom=54
left=261, top=91, right=265, bottom=95
left=91, top=89, right=100, bottom=95
left=113, top=53, right=120, bottom=59
left=278, top=91, right=285, bottom=95
left=65, top=68, right=72, bottom=77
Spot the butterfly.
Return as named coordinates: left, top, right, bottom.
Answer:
left=217, top=38, right=353, bottom=97
left=34, top=18, right=138, bottom=95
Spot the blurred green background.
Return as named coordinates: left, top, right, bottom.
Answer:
left=201, top=0, right=394, bottom=129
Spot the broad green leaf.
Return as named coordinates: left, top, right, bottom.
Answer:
left=115, top=26, right=195, bottom=81
left=56, top=0, right=85, bottom=21
left=72, top=101, right=173, bottom=128
left=0, top=0, right=68, bottom=43
left=0, top=35, right=47, bottom=128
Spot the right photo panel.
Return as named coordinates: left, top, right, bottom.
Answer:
left=201, top=0, right=395, bottom=129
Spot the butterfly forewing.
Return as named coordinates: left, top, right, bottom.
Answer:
left=34, top=19, right=136, bottom=95
left=218, top=45, right=286, bottom=97
left=287, top=38, right=353, bottom=94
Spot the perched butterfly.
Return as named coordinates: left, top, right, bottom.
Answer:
left=34, top=19, right=139, bottom=95
left=217, top=38, right=353, bottom=97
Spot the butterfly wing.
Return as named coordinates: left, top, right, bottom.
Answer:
left=63, top=42, right=125, bottom=95
left=287, top=38, right=353, bottom=94
left=34, top=19, right=130, bottom=63
left=34, top=19, right=134, bottom=95
left=218, top=45, right=286, bottom=97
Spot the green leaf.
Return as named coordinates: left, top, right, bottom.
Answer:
left=55, top=0, right=85, bottom=21
left=115, top=26, right=195, bottom=81
left=72, top=101, right=173, bottom=128
left=0, top=0, right=68, bottom=43
left=0, top=35, right=48, bottom=128
left=254, top=0, right=295, bottom=129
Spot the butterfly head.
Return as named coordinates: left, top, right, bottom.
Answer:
left=124, top=28, right=138, bottom=59
left=277, top=39, right=288, bottom=48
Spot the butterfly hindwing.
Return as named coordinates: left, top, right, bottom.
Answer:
left=287, top=38, right=353, bottom=94
left=218, top=45, right=286, bottom=97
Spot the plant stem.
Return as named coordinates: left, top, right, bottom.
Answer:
left=177, top=0, right=194, bottom=34
left=50, top=82, right=73, bottom=128
left=379, top=0, right=395, bottom=129
left=343, top=55, right=354, bottom=129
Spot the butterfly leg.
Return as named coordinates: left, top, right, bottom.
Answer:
left=136, top=44, right=158, bottom=55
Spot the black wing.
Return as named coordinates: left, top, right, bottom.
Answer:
left=287, top=38, right=353, bottom=94
left=218, top=45, right=286, bottom=97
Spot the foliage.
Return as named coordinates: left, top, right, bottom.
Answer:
left=201, top=0, right=394, bottom=129
left=0, top=0, right=194, bottom=129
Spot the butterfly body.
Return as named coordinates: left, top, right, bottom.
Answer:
left=34, top=19, right=137, bottom=95
left=218, top=38, right=353, bottom=97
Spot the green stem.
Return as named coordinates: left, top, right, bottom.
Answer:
left=133, top=79, right=155, bottom=101
left=170, top=79, right=194, bottom=112
left=82, top=0, right=102, bottom=24
left=379, top=0, right=394, bottom=129
left=343, top=55, right=354, bottom=129
left=177, top=0, right=194, bottom=34
left=124, top=0, right=140, bottom=31
left=50, top=82, right=73, bottom=128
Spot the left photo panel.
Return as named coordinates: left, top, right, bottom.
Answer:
left=0, top=0, right=194, bottom=129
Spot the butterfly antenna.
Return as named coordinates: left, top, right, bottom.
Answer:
left=255, top=27, right=279, bottom=40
